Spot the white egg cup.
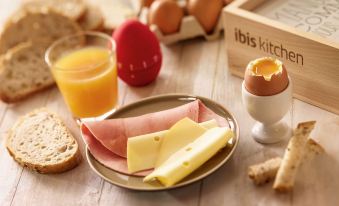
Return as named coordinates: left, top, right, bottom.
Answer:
left=242, top=78, right=292, bottom=144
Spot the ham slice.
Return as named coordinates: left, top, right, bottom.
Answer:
left=81, top=126, right=151, bottom=176
left=81, top=99, right=228, bottom=175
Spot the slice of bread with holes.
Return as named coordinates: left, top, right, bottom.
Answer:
left=0, top=9, right=82, bottom=55
left=0, top=41, right=55, bottom=103
left=6, top=108, right=81, bottom=174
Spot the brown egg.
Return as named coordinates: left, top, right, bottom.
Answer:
left=244, top=57, right=289, bottom=96
left=148, top=0, right=184, bottom=35
left=143, top=0, right=155, bottom=7
left=187, top=0, right=223, bottom=33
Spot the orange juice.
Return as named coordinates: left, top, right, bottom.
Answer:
left=52, top=47, right=118, bottom=118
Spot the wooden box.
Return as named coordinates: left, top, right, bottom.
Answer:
left=223, top=0, right=339, bottom=114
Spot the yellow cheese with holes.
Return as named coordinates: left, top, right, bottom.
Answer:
left=127, top=119, right=217, bottom=173
left=155, top=118, right=207, bottom=167
left=143, top=127, right=233, bottom=187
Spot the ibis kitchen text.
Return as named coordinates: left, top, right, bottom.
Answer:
left=234, top=28, right=304, bottom=66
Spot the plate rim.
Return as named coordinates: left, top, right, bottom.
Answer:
left=85, top=93, right=240, bottom=191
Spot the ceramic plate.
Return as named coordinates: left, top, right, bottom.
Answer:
left=86, top=94, right=239, bottom=191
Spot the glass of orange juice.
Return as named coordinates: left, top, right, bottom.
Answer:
left=45, top=32, right=118, bottom=121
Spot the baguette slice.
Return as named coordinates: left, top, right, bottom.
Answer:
left=22, top=0, right=87, bottom=21
left=0, top=41, right=54, bottom=103
left=6, top=108, right=81, bottom=174
left=79, top=5, right=104, bottom=31
left=0, top=9, right=82, bottom=55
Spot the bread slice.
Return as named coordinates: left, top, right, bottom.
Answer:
left=0, top=41, right=54, bottom=103
left=6, top=108, right=81, bottom=174
left=0, top=9, right=82, bottom=55
left=22, top=0, right=87, bottom=21
left=79, top=5, right=104, bottom=31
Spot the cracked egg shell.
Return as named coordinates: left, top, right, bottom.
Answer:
left=244, top=57, right=289, bottom=96
left=113, top=20, right=162, bottom=86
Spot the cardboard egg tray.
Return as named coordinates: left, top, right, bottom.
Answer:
left=139, top=7, right=223, bottom=45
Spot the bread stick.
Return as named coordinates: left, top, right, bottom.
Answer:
left=248, top=137, right=323, bottom=185
left=248, top=157, right=282, bottom=185
left=273, top=121, right=316, bottom=192
left=304, top=138, right=324, bottom=161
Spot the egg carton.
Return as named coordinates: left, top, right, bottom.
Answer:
left=139, top=7, right=223, bottom=45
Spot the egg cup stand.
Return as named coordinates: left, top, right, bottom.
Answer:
left=139, top=7, right=223, bottom=45
left=242, top=79, right=293, bottom=144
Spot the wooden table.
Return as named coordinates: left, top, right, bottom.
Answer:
left=1, top=3, right=339, bottom=206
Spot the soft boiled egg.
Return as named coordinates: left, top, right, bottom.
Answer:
left=244, top=57, right=289, bottom=96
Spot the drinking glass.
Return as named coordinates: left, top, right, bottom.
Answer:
left=45, top=32, right=118, bottom=121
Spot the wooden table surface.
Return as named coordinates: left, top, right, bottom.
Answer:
left=1, top=2, right=339, bottom=206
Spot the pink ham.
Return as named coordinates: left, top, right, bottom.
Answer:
left=81, top=126, right=151, bottom=176
left=81, top=99, right=228, bottom=175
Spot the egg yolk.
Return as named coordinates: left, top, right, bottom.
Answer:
left=251, top=59, right=281, bottom=81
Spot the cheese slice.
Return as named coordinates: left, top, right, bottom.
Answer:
left=143, top=127, right=233, bottom=187
left=127, top=119, right=218, bottom=173
left=154, top=118, right=207, bottom=167
left=127, top=130, right=164, bottom=173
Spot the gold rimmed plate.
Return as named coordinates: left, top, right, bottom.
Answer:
left=86, top=94, right=239, bottom=191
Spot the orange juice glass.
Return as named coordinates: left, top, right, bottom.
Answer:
left=45, top=32, right=118, bottom=120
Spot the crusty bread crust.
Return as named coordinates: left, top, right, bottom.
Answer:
left=0, top=83, right=55, bottom=103
left=6, top=141, right=81, bottom=174
left=5, top=108, right=81, bottom=174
